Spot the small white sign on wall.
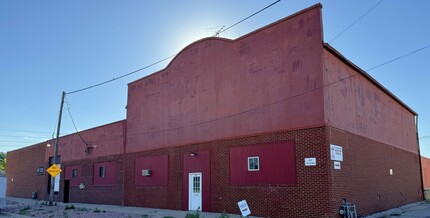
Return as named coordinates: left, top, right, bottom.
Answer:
left=305, top=158, right=317, bottom=166
left=330, top=144, right=343, bottom=161
left=238, top=200, right=251, bottom=217
left=334, top=161, right=341, bottom=170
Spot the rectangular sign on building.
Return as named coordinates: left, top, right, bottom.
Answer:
left=330, top=144, right=343, bottom=161
left=305, top=158, right=317, bottom=166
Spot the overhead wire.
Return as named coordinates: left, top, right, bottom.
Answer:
left=66, top=0, right=281, bottom=95
left=0, top=134, right=49, bottom=139
left=218, top=0, right=281, bottom=35
left=127, top=73, right=362, bottom=137
left=3, top=0, right=283, bottom=150
left=329, top=0, right=384, bottom=43
left=0, top=128, right=52, bottom=134
left=64, top=96, right=90, bottom=147
left=366, top=43, right=430, bottom=71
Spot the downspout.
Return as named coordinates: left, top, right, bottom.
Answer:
left=416, top=115, right=425, bottom=200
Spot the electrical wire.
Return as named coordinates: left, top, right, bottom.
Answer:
left=0, top=134, right=49, bottom=139
left=66, top=0, right=281, bottom=95
left=218, top=0, right=281, bottom=35
left=0, top=128, right=52, bottom=134
left=64, top=97, right=90, bottom=147
left=329, top=0, right=384, bottom=43
left=66, top=55, right=176, bottom=95
left=366, top=43, right=430, bottom=71
left=127, top=73, right=361, bottom=137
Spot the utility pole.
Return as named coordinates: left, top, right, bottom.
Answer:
left=49, top=91, right=65, bottom=205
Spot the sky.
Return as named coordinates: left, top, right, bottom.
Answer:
left=1, top=0, right=429, bottom=157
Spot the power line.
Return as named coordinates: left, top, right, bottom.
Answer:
left=128, top=73, right=361, bottom=137
left=420, top=135, right=430, bottom=140
left=366, top=43, right=430, bottom=71
left=64, top=97, right=90, bottom=147
left=329, top=0, right=384, bottom=43
left=0, top=134, right=49, bottom=139
left=0, top=140, right=41, bottom=143
left=219, top=0, right=281, bottom=35
left=66, top=0, right=281, bottom=95
left=0, top=128, right=52, bottom=134
left=66, top=55, right=176, bottom=95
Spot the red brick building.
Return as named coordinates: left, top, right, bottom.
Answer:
left=7, top=4, right=422, bottom=217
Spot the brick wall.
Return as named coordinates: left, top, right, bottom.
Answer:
left=328, top=127, right=422, bottom=216
left=421, top=156, right=430, bottom=189
left=6, top=143, right=46, bottom=200
left=124, top=126, right=331, bottom=217
left=55, top=154, right=124, bottom=205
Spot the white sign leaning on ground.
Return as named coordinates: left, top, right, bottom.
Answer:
left=330, top=144, right=343, bottom=161
left=238, top=200, right=251, bottom=217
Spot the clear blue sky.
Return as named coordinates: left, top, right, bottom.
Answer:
left=1, top=0, right=429, bottom=157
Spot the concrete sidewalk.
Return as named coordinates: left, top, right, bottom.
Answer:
left=364, top=201, right=430, bottom=218
left=4, top=197, right=258, bottom=218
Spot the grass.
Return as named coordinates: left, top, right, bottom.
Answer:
left=18, top=206, right=31, bottom=215
left=185, top=210, right=201, bottom=218
left=64, top=205, right=75, bottom=210
left=93, top=207, right=106, bottom=213
left=77, top=207, right=89, bottom=212
left=217, top=212, right=230, bottom=218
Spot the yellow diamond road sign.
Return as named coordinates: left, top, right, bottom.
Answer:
left=47, top=164, right=62, bottom=177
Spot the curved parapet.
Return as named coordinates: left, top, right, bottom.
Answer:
left=126, top=4, right=324, bottom=153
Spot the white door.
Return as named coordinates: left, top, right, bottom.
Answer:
left=188, top=172, right=202, bottom=211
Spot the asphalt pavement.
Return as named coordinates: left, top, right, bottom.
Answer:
left=364, top=201, right=430, bottom=218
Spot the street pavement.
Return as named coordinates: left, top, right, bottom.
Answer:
left=364, top=201, right=430, bottom=218
left=1, top=197, right=430, bottom=217
left=1, top=197, right=259, bottom=218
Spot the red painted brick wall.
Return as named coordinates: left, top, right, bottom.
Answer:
left=57, top=154, right=124, bottom=205
left=135, top=155, right=168, bottom=186
left=46, top=120, right=125, bottom=162
left=182, top=151, right=210, bottom=211
left=323, top=48, right=418, bottom=154
left=93, top=161, right=116, bottom=186
left=126, top=4, right=325, bottom=154
left=328, top=127, right=422, bottom=216
left=124, top=127, right=331, bottom=217
left=229, top=141, right=296, bottom=185
left=421, top=156, right=430, bottom=189
left=65, top=165, right=82, bottom=186
left=6, top=143, right=47, bottom=200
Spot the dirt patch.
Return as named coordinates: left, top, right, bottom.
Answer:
left=2, top=200, right=147, bottom=218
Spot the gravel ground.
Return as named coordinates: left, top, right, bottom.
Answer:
left=1, top=200, right=153, bottom=218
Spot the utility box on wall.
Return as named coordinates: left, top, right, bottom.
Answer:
left=142, top=169, right=151, bottom=176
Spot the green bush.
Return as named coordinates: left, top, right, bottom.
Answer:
left=64, top=205, right=75, bottom=210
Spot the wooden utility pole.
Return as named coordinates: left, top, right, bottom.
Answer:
left=49, top=91, right=65, bottom=205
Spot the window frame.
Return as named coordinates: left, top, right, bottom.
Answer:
left=247, top=156, right=260, bottom=171
left=99, top=166, right=106, bottom=178
left=72, top=169, right=78, bottom=178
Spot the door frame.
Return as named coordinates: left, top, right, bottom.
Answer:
left=188, top=172, right=202, bottom=211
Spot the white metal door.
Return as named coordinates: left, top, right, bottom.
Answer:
left=188, top=172, right=202, bottom=211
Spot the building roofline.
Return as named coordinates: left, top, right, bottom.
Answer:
left=323, top=43, right=417, bottom=116
left=128, top=3, right=323, bottom=86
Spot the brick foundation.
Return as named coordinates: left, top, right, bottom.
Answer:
left=328, top=127, right=422, bottom=216
left=124, top=126, right=331, bottom=217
